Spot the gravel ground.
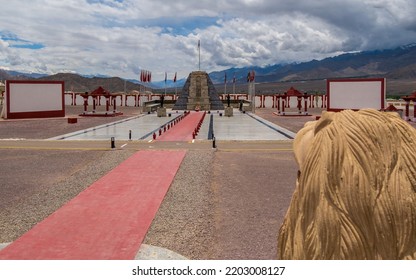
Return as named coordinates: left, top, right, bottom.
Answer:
left=143, top=149, right=297, bottom=260
left=143, top=150, right=215, bottom=259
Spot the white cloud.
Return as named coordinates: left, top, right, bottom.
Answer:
left=0, top=0, right=415, bottom=80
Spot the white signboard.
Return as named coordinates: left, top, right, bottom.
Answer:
left=4, top=80, right=65, bottom=119
left=327, top=78, right=386, bottom=111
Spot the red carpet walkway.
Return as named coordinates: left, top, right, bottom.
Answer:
left=157, top=111, right=205, bottom=141
left=0, top=150, right=186, bottom=260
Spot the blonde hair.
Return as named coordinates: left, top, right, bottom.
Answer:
left=278, top=109, right=416, bottom=259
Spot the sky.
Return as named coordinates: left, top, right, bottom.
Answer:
left=1, top=0, right=416, bottom=81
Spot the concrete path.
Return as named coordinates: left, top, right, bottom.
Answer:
left=0, top=150, right=186, bottom=260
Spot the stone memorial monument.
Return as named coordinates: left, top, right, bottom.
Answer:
left=278, top=109, right=416, bottom=260
left=173, top=71, right=223, bottom=111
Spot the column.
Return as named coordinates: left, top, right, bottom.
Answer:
left=106, top=97, right=110, bottom=113
left=92, top=97, right=96, bottom=113
left=297, top=96, right=302, bottom=113
left=277, top=96, right=281, bottom=113
left=404, top=100, right=410, bottom=120
left=83, top=96, right=88, bottom=114
left=304, top=95, right=308, bottom=115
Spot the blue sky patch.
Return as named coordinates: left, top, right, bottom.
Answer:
left=87, top=0, right=124, bottom=8
left=0, top=31, right=45, bottom=50
left=130, top=16, right=220, bottom=36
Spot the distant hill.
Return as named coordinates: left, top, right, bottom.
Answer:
left=2, top=43, right=416, bottom=93
left=0, top=71, right=144, bottom=93
left=43, top=73, right=140, bottom=93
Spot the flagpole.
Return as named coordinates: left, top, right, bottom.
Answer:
left=174, top=72, right=177, bottom=97
left=164, top=72, right=167, bottom=95
left=224, top=72, right=227, bottom=96
left=198, top=40, right=201, bottom=71
left=233, top=74, right=236, bottom=95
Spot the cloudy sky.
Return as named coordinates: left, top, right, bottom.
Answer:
left=1, top=0, right=416, bottom=81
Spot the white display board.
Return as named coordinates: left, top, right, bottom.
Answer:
left=4, top=80, right=65, bottom=119
left=327, top=78, right=386, bottom=111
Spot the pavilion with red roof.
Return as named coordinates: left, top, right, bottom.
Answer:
left=80, top=86, right=123, bottom=117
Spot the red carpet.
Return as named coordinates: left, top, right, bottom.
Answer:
left=157, top=111, right=205, bottom=141
left=0, top=150, right=186, bottom=260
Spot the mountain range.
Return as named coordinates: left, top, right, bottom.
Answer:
left=209, top=43, right=416, bottom=84
left=1, top=43, right=416, bottom=94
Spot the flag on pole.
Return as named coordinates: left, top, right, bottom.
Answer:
left=165, top=72, right=167, bottom=83
left=247, top=70, right=255, bottom=82
left=173, top=72, right=177, bottom=83
left=198, top=40, right=201, bottom=70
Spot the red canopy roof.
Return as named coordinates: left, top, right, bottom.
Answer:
left=403, top=91, right=416, bottom=101
left=285, top=87, right=303, bottom=96
left=90, top=86, right=111, bottom=96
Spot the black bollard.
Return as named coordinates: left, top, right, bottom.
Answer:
left=129, top=130, right=132, bottom=140
left=212, top=136, right=216, bottom=149
left=111, top=137, right=115, bottom=149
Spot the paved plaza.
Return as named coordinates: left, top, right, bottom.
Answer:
left=1, top=105, right=414, bottom=259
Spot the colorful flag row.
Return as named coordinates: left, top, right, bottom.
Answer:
left=139, top=71, right=179, bottom=83
left=140, top=70, right=152, bottom=83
